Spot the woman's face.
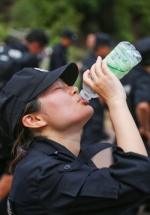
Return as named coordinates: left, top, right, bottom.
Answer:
left=37, top=79, right=93, bottom=131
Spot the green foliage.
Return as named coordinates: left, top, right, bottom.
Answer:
left=68, top=46, right=88, bottom=63
left=113, top=0, right=134, bottom=42
left=130, top=0, right=150, bottom=39
left=112, top=0, right=150, bottom=42
left=1, top=0, right=150, bottom=44
left=10, top=0, right=38, bottom=28
left=71, top=0, right=105, bottom=33
left=9, top=0, right=83, bottom=37
left=0, top=23, right=9, bottom=42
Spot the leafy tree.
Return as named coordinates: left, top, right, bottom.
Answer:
left=9, top=0, right=83, bottom=41
left=1, top=0, right=150, bottom=44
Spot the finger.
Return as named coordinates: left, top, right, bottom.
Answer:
left=101, top=59, right=109, bottom=75
left=102, top=59, right=114, bottom=76
left=90, top=64, right=95, bottom=73
left=90, top=63, right=99, bottom=81
left=83, top=69, right=94, bottom=86
left=94, top=56, right=103, bottom=77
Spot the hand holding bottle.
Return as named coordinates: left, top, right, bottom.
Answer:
left=83, top=56, right=126, bottom=107
left=80, top=41, right=142, bottom=101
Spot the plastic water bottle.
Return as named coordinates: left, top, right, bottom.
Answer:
left=80, top=41, right=142, bottom=101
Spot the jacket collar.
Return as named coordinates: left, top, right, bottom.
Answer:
left=29, top=137, right=114, bottom=171
left=29, top=137, right=77, bottom=160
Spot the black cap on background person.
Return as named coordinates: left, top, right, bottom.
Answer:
left=93, top=32, right=114, bottom=59
left=62, top=29, right=78, bottom=42
left=134, top=37, right=150, bottom=66
left=49, top=29, right=78, bottom=70
left=94, top=32, right=114, bottom=50
left=0, top=63, right=78, bottom=140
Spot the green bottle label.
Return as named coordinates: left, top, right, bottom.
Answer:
left=104, top=46, right=137, bottom=79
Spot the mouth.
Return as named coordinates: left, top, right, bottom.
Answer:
left=78, top=96, right=89, bottom=105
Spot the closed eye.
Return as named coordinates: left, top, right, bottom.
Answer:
left=55, top=87, right=62, bottom=90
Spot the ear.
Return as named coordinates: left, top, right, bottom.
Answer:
left=22, top=114, right=47, bottom=129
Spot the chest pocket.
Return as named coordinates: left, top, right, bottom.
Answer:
left=59, top=143, right=119, bottom=199
left=61, top=165, right=119, bottom=199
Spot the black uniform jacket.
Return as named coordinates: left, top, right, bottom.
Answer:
left=49, top=43, right=67, bottom=71
left=121, top=65, right=150, bottom=127
left=9, top=137, right=150, bottom=215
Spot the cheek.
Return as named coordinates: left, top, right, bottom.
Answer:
left=45, top=100, right=76, bottom=128
left=43, top=95, right=72, bottom=117
left=51, top=95, right=72, bottom=109
left=49, top=97, right=79, bottom=123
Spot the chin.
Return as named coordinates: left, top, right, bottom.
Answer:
left=82, top=108, right=94, bottom=124
left=88, top=106, right=94, bottom=116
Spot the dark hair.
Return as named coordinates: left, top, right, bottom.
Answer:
left=9, top=98, right=41, bottom=173
left=26, top=29, right=49, bottom=46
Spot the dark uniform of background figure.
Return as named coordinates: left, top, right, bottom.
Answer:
left=0, top=29, right=49, bottom=90
left=49, top=29, right=78, bottom=71
left=0, top=29, right=49, bottom=215
left=80, top=32, right=114, bottom=150
left=121, top=38, right=150, bottom=154
left=120, top=37, right=150, bottom=215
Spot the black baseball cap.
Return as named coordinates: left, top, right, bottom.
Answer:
left=135, top=37, right=150, bottom=53
left=62, top=29, right=78, bottom=42
left=94, top=33, right=114, bottom=49
left=0, top=63, right=78, bottom=139
left=134, top=37, right=150, bottom=65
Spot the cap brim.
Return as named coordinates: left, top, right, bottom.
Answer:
left=29, top=62, right=78, bottom=100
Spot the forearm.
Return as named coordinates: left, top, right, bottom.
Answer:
left=136, top=102, right=150, bottom=131
left=109, top=100, right=147, bottom=156
left=84, top=57, right=147, bottom=156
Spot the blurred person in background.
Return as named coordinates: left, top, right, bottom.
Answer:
left=0, top=28, right=49, bottom=215
left=0, top=28, right=49, bottom=90
left=49, top=29, right=78, bottom=71
left=85, top=33, right=96, bottom=50
left=121, top=37, right=150, bottom=155
left=80, top=32, right=114, bottom=150
left=120, top=37, right=150, bottom=215
left=3, top=36, right=20, bottom=47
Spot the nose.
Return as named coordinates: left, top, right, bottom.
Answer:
left=70, top=86, right=79, bottom=95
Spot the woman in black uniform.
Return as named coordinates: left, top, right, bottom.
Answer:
left=1, top=57, right=150, bottom=215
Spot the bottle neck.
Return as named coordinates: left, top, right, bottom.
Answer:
left=80, top=89, right=91, bottom=101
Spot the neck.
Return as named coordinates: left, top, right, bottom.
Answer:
left=39, top=129, right=81, bottom=156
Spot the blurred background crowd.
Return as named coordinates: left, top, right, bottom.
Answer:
left=0, top=0, right=150, bottom=215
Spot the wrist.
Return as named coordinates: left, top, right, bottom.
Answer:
left=107, top=98, right=127, bottom=110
